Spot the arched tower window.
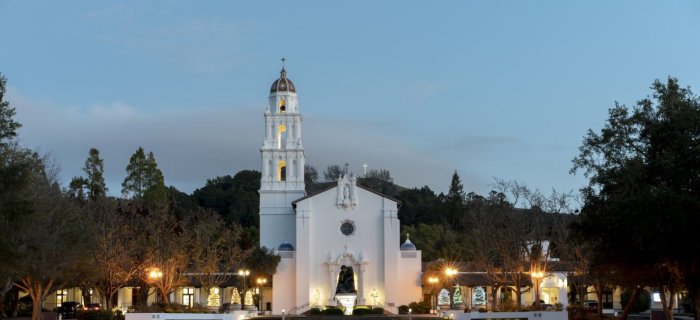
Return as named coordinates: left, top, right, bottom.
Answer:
left=278, top=160, right=287, bottom=181
left=279, top=98, right=286, bottom=113
left=277, top=124, right=287, bottom=149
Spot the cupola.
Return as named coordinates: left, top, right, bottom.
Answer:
left=278, top=241, right=295, bottom=251
left=400, top=234, right=417, bottom=251
left=270, top=67, right=296, bottom=93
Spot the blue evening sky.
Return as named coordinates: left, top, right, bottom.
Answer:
left=2, top=1, right=699, bottom=200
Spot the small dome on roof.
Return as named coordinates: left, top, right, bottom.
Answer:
left=278, top=241, right=295, bottom=251
left=400, top=234, right=417, bottom=251
left=270, top=67, right=296, bottom=93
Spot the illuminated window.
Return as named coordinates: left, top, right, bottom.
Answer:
left=182, top=287, right=194, bottom=307
left=277, top=124, right=287, bottom=149
left=279, top=98, right=286, bottom=113
left=278, top=160, right=287, bottom=181
left=56, top=289, right=68, bottom=305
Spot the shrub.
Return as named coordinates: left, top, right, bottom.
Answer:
left=398, top=305, right=409, bottom=314
left=352, top=307, right=372, bottom=315
left=308, top=308, right=322, bottom=315
left=478, top=307, right=487, bottom=313
left=621, top=289, right=650, bottom=313
left=322, top=307, right=344, bottom=315
left=408, top=301, right=431, bottom=314
left=371, top=307, right=384, bottom=314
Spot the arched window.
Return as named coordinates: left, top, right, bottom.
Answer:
left=279, top=98, right=286, bottom=113
left=277, top=124, right=287, bottom=149
left=278, top=160, right=287, bottom=181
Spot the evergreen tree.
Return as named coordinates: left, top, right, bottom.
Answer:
left=122, top=147, right=148, bottom=198
left=122, top=147, right=165, bottom=204
left=0, top=73, right=21, bottom=144
left=443, top=170, right=467, bottom=229
left=453, top=285, right=464, bottom=304
left=473, top=286, right=486, bottom=305
left=231, top=288, right=241, bottom=305
left=83, top=148, right=107, bottom=199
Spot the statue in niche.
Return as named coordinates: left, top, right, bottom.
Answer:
left=335, top=265, right=356, bottom=294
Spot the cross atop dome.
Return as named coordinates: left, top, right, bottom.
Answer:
left=271, top=57, right=295, bottom=93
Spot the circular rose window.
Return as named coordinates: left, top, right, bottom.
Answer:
left=340, top=221, right=355, bottom=236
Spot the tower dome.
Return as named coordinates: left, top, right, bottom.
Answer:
left=278, top=241, right=295, bottom=252
left=270, top=67, right=296, bottom=93
left=400, top=234, right=417, bottom=251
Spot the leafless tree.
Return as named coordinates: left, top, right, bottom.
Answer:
left=83, top=198, right=142, bottom=310
left=187, top=210, right=247, bottom=302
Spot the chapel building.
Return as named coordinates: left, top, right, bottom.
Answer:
left=259, top=66, right=423, bottom=314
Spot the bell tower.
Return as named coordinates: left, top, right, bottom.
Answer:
left=259, top=60, right=305, bottom=251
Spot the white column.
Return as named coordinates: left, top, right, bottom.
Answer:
left=327, top=263, right=338, bottom=305
left=265, top=116, right=272, bottom=143
left=357, top=263, right=368, bottom=305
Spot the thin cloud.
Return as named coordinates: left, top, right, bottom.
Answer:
left=85, top=6, right=256, bottom=74
left=10, top=88, right=473, bottom=196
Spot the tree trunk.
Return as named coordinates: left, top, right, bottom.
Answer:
left=81, top=285, right=91, bottom=305
left=31, top=301, right=43, bottom=320
left=106, top=288, right=115, bottom=310
left=661, top=287, right=676, bottom=320
left=16, top=277, right=54, bottom=320
left=515, top=285, right=522, bottom=310
left=593, top=282, right=604, bottom=317
left=619, top=287, right=641, bottom=320
left=159, top=288, right=170, bottom=305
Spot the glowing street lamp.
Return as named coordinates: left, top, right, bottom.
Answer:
left=444, top=267, right=458, bottom=309
left=148, top=267, right=163, bottom=303
left=256, top=278, right=267, bottom=314
left=148, top=269, right=163, bottom=280
left=238, top=270, right=250, bottom=308
left=531, top=270, right=544, bottom=310
left=428, top=277, right=439, bottom=313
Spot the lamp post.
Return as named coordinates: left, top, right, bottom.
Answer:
left=428, top=277, right=439, bottom=313
left=531, top=271, right=544, bottom=310
left=238, top=270, right=250, bottom=308
left=148, top=267, right=163, bottom=303
left=445, top=267, right=458, bottom=310
left=256, top=278, right=267, bottom=314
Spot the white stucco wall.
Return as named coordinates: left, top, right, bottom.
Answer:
left=280, top=184, right=422, bottom=311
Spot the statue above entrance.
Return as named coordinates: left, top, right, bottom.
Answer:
left=336, top=173, right=358, bottom=209
left=335, top=265, right=356, bottom=294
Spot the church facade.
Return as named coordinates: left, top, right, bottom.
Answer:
left=259, top=67, right=423, bottom=314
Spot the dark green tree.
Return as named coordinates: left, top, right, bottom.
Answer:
left=192, top=170, right=261, bottom=228
left=396, top=186, right=440, bottom=226
left=442, top=171, right=468, bottom=230
left=122, top=147, right=166, bottom=208
left=304, top=164, right=319, bottom=193
left=571, top=78, right=700, bottom=320
left=83, top=148, right=107, bottom=199
left=0, top=73, right=21, bottom=144
left=9, top=155, right=86, bottom=320
left=323, top=164, right=343, bottom=182
left=67, top=176, right=88, bottom=201
left=122, top=147, right=148, bottom=198
left=360, top=169, right=398, bottom=195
